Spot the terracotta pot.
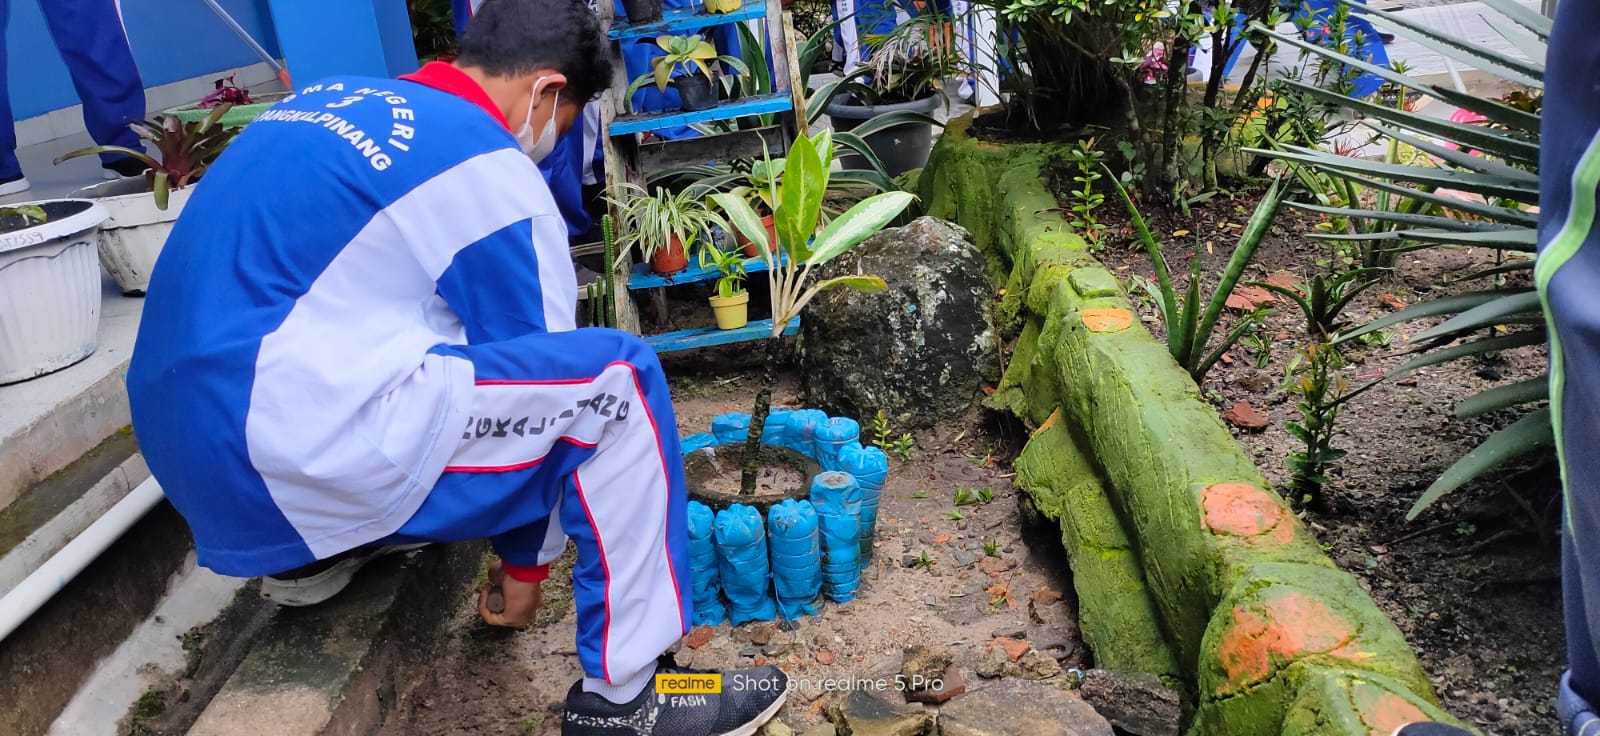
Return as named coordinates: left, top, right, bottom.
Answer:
left=650, top=235, right=689, bottom=274
left=739, top=214, right=779, bottom=258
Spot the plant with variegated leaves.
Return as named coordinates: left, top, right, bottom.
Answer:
left=710, top=130, right=916, bottom=495
left=1249, top=0, right=1546, bottom=519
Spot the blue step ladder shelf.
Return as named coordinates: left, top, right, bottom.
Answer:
left=596, top=0, right=808, bottom=353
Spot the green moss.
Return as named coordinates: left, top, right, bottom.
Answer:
left=1016, top=420, right=1181, bottom=681
left=1278, top=668, right=1466, bottom=736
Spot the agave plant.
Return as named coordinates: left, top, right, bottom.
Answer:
left=1248, top=0, right=1547, bottom=519
left=710, top=130, right=916, bottom=494
left=54, top=104, right=237, bottom=210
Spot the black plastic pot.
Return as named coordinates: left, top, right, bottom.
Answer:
left=824, top=93, right=942, bottom=176
left=620, top=0, right=663, bottom=23
left=674, top=74, right=717, bottom=112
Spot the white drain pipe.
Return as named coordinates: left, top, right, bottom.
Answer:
left=0, top=478, right=165, bottom=643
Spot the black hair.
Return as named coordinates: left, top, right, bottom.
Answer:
left=456, top=0, right=613, bottom=103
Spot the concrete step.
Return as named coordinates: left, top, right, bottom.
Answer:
left=184, top=542, right=485, bottom=736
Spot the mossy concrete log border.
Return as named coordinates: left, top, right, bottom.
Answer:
left=920, top=116, right=1464, bottom=736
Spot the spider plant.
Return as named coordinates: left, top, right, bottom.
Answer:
left=604, top=183, right=728, bottom=263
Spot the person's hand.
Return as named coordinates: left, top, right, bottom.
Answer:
left=478, top=560, right=542, bottom=628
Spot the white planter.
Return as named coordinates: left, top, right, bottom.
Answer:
left=0, top=200, right=110, bottom=385
left=72, top=177, right=192, bottom=297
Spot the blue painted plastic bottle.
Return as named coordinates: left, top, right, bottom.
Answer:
left=810, top=472, right=862, bottom=602
left=711, top=413, right=751, bottom=446
left=786, top=409, right=828, bottom=457
left=814, top=418, right=861, bottom=472
left=713, top=504, right=776, bottom=625
left=686, top=501, right=725, bottom=626
left=761, top=407, right=794, bottom=446
left=767, top=499, right=822, bottom=619
left=840, top=444, right=890, bottom=565
left=680, top=433, right=719, bottom=455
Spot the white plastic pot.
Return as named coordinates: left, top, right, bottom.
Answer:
left=72, top=177, right=193, bottom=297
left=0, top=200, right=110, bottom=385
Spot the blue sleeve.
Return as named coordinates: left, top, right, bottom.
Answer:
left=538, top=125, right=593, bottom=240
left=435, top=213, right=577, bottom=341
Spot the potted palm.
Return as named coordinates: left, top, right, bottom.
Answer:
left=607, top=183, right=726, bottom=274
left=625, top=34, right=749, bottom=113
left=55, top=105, right=236, bottom=296
left=709, top=130, right=915, bottom=494
left=0, top=201, right=111, bottom=384
left=699, top=242, right=752, bottom=329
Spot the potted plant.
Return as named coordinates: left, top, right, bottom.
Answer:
left=54, top=105, right=236, bottom=296
left=607, top=183, right=727, bottom=274
left=621, top=0, right=663, bottom=24
left=159, top=75, right=289, bottom=129
left=703, top=0, right=741, bottom=12
left=822, top=10, right=957, bottom=175
left=0, top=200, right=111, bottom=384
left=625, top=34, right=749, bottom=113
left=709, top=130, right=914, bottom=494
left=699, top=241, right=752, bottom=329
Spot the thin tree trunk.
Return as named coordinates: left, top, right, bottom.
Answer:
left=1159, top=32, right=1192, bottom=201
left=740, top=336, right=782, bottom=494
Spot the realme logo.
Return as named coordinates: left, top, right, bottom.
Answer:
left=656, top=673, right=722, bottom=694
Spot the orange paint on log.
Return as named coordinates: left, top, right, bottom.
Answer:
left=1214, top=591, right=1358, bottom=695
left=1082, top=308, right=1133, bottom=333
left=1031, top=408, right=1063, bottom=439
left=1202, top=483, right=1295, bottom=544
left=1352, top=682, right=1430, bottom=736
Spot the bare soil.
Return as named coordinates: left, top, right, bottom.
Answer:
left=689, top=455, right=806, bottom=498
left=383, top=372, right=1079, bottom=735
left=1090, top=188, right=1564, bottom=736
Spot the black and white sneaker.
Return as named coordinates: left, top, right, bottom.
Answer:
left=0, top=173, right=29, bottom=197
left=101, top=156, right=149, bottom=180
left=562, top=661, right=789, bottom=735
left=1391, top=724, right=1475, bottom=735
left=259, top=543, right=428, bottom=607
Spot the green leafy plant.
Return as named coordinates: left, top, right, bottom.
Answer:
left=912, top=550, right=935, bottom=568
left=871, top=409, right=894, bottom=449
left=710, top=131, right=916, bottom=494
left=604, top=183, right=727, bottom=263
left=55, top=104, right=236, bottom=210
left=983, top=539, right=1000, bottom=557
left=624, top=34, right=750, bottom=111
left=1110, top=171, right=1289, bottom=383
left=945, top=510, right=965, bottom=521
left=1285, top=341, right=1376, bottom=506
left=698, top=240, right=752, bottom=299
left=889, top=433, right=915, bottom=461
left=0, top=205, right=46, bottom=226
left=1256, top=266, right=1389, bottom=338
left=1243, top=328, right=1273, bottom=369
left=954, top=487, right=995, bottom=507
left=1064, top=140, right=1108, bottom=248
left=1252, top=0, right=1549, bottom=519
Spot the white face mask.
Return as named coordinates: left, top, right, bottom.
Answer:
left=516, top=77, right=559, bottom=163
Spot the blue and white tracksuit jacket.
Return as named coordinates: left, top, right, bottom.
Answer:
left=126, top=73, right=690, bottom=686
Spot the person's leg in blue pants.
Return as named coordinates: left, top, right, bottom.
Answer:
left=1538, top=0, right=1600, bottom=733
left=379, top=328, right=693, bottom=694
left=38, top=0, right=146, bottom=170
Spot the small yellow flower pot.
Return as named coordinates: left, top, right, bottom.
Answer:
left=709, top=292, right=749, bottom=330
left=704, top=0, right=741, bottom=13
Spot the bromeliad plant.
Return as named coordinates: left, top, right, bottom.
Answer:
left=710, top=130, right=916, bottom=494
left=55, top=104, right=236, bottom=210
left=624, top=34, right=750, bottom=110
left=1251, top=0, right=1547, bottom=519
left=1110, top=171, right=1289, bottom=384
left=1257, top=266, right=1390, bottom=339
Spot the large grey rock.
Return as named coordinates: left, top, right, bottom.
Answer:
left=826, top=688, right=933, bottom=736
left=800, top=217, right=999, bottom=431
left=1077, top=669, right=1182, bottom=736
left=937, top=680, right=1114, bottom=736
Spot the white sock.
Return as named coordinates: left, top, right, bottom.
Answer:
left=583, top=664, right=656, bottom=705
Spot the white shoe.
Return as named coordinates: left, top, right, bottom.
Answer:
left=0, top=175, right=30, bottom=197
left=259, top=543, right=430, bottom=607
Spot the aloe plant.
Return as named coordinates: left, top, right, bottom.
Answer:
left=711, top=130, right=916, bottom=494
left=54, top=104, right=236, bottom=210
left=1109, top=170, right=1290, bottom=384
left=1251, top=0, right=1548, bottom=520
